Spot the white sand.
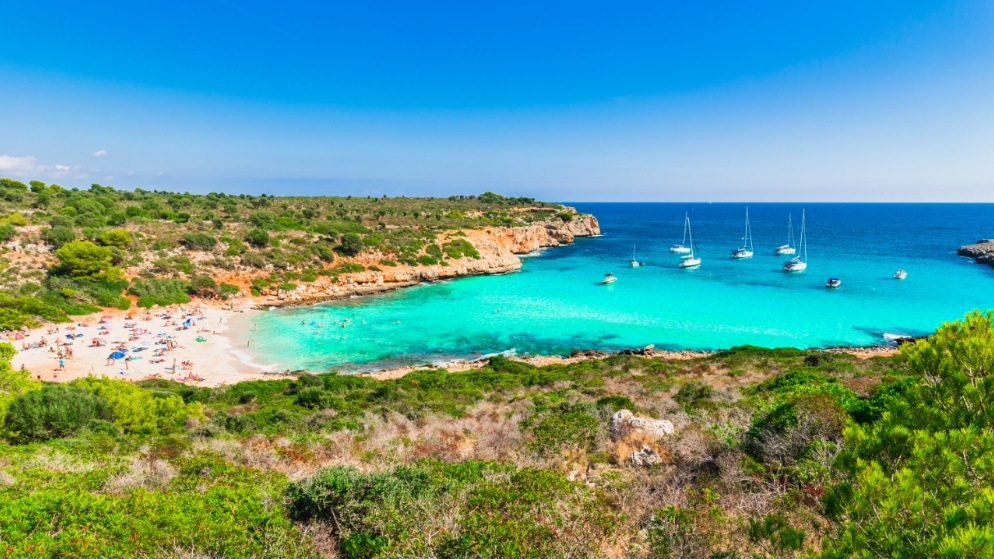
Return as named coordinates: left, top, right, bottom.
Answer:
left=7, top=302, right=285, bottom=387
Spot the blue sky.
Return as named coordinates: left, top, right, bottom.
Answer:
left=1, top=1, right=992, bottom=201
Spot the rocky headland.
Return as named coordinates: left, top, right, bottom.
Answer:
left=263, top=211, right=601, bottom=307
left=958, top=239, right=994, bottom=267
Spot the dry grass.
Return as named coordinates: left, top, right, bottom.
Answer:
left=104, top=455, right=177, bottom=493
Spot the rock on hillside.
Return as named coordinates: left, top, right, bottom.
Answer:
left=609, top=409, right=675, bottom=441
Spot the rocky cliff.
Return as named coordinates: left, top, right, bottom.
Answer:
left=271, top=213, right=601, bottom=305
left=958, top=239, right=994, bottom=267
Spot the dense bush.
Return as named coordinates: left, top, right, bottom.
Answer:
left=4, top=385, right=111, bottom=443
left=51, top=240, right=123, bottom=281
left=0, top=342, right=40, bottom=427
left=443, top=238, right=480, bottom=259
left=128, top=277, right=192, bottom=307
left=42, top=225, right=76, bottom=248
left=337, top=233, right=363, bottom=256
left=180, top=232, right=218, bottom=251
left=822, top=310, right=994, bottom=558
left=244, top=228, right=270, bottom=248
left=0, top=223, right=15, bottom=243
left=189, top=275, right=219, bottom=297
left=98, top=228, right=133, bottom=249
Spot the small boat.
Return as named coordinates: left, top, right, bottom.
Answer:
left=826, top=278, right=841, bottom=289
left=669, top=212, right=693, bottom=253
left=894, top=269, right=907, bottom=280
left=630, top=242, right=641, bottom=268
left=774, top=214, right=797, bottom=256
left=731, top=207, right=754, bottom=259
left=783, top=210, right=808, bottom=272
left=601, top=273, right=617, bottom=284
left=678, top=217, right=702, bottom=268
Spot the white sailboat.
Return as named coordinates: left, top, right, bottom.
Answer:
left=731, top=207, right=754, bottom=259
left=630, top=242, right=641, bottom=268
left=678, top=217, right=702, bottom=268
left=601, top=272, right=617, bottom=284
left=783, top=210, right=807, bottom=272
left=774, top=214, right=797, bottom=256
left=669, top=213, right=693, bottom=254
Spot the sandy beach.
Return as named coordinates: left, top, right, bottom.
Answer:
left=6, top=296, right=902, bottom=386
left=7, top=301, right=280, bottom=387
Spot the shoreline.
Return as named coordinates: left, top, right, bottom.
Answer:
left=7, top=300, right=902, bottom=387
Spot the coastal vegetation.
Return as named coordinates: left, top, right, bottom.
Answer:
left=0, top=177, right=575, bottom=329
left=2, top=310, right=993, bottom=557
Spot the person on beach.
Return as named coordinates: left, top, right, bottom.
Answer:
left=58, top=358, right=65, bottom=370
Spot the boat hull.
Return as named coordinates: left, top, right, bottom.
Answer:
left=774, top=246, right=796, bottom=256
left=670, top=245, right=691, bottom=254
left=731, top=249, right=753, bottom=259
left=783, top=262, right=807, bottom=272
left=679, top=258, right=701, bottom=268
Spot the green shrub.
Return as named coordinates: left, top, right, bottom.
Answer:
left=98, top=228, right=132, bottom=249
left=0, top=223, right=15, bottom=243
left=4, top=385, right=111, bottom=443
left=189, top=275, right=218, bottom=298
left=443, top=238, right=480, bottom=259
left=43, top=225, right=76, bottom=248
left=52, top=240, right=124, bottom=281
left=673, top=381, right=715, bottom=410
left=245, top=228, right=270, bottom=248
left=527, top=403, right=600, bottom=456
left=337, top=233, right=363, bottom=256
left=128, top=278, right=192, bottom=307
left=180, top=232, right=218, bottom=251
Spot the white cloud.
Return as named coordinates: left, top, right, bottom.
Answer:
left=156, top=171, right=164, bottom=176
left=92, top=149, right=108, bottom=158
left=0, top=154, right=87, bottom=180
left=103, top=175, right=115, bottom=181
left=127, top=171, right=134, bottom=176
left=0, top=154, right=41, bottom=176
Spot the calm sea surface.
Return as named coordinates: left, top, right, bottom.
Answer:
left=238, top=203, right=994, bottom=373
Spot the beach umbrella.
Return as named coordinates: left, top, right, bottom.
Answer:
left=109, top=351, right=126, bottom=360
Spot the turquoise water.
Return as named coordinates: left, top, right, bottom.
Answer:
left=241, top=203, right=994, bottom=373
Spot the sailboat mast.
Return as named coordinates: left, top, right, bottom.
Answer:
left=745, top=208, right=752, bottom=250
left=688, top=218, right=695, bottom=256
left=682, top=213, right=688, bottom=245
left=801, top=210, right=807, bottom=261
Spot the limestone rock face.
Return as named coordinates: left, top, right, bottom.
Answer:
left=958, top=240, right=994, bottom=267
left=610, top=409, right=675, bottom=441
left=628, top=445, right=662, bottom=467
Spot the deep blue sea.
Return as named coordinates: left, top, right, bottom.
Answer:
left=239, top=203, right=994, bottom=373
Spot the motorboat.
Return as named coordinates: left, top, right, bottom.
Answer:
left=894, top=269, right=907, bottom=280
left=601, top=273, right=617, bottom=284
left=826, top=278, right=841, bottom=288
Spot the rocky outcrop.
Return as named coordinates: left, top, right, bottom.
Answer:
left=958, top=239, right=994, bottom=267
left=609, top=409, right=675, bottom=441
